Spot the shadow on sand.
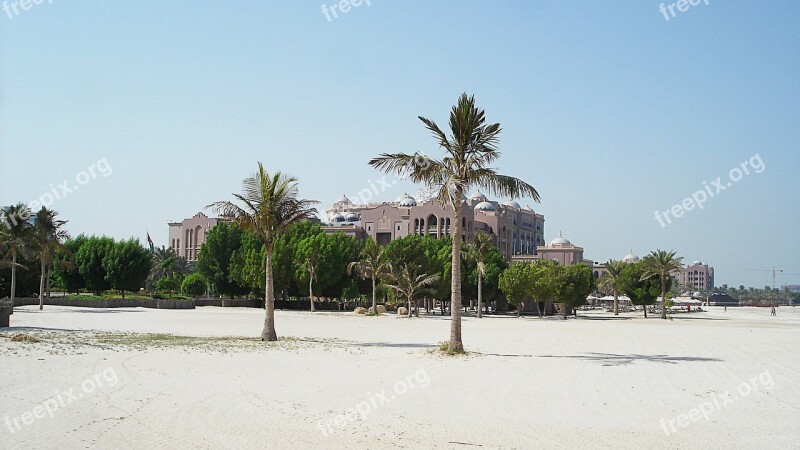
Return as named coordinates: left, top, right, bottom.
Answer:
left=476, top=352, right=723, bottom=366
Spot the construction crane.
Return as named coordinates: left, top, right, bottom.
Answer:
left=747, top=267, right=800, bottom=289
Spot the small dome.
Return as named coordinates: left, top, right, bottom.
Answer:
left=622, top=253, right=640, bottom=263
left=502, top=200, right=521, bottom=209
left=469, top=191, right=487, bottom=202
left=692, top=291, right=703, bottom=298
left=336, top=194, right=352, bottom=204
left=397, top=193, right=417, bottom=207
left=344, top=213, right=359, bottom=222
left=474, top=201, right=496, bottom=211
left=550, top=236, right=571, bottom=246
left=691, top=260, right=702, bottom=265
left=523, top=205, right=534, bottom=212
left=331, top=213, right=345, bottom=222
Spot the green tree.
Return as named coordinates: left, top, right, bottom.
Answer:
left=181, top=273, right=208, bottom=297
left=370, top=94, right=541, bottom=352
left=52, top=235, right=87, bottom=294
left=149, top=246, right=188, bottom=292
left=0, top=203, right=35, bottom=307
left=530, top=260, right=558, bottom=318
left=156, top=273, right=183, bottom=296
left=641, top=250, right=683, bottom=319
left=347, top=237, right=390, bottom=315
left=464, top=232, right=498, bottom=318
left=617, top=262, right=663, bottom=318
left=208, top=163, right=317, bottom=341
left=103, top=239, right=151, bottom=298
left=553, top=264, right=595, bottom=319
left=76, top=236, right=115, bottom=295
left=499, top=263, right=534, bottom=317
left=383, top=263, right=440, bottom=318
left=197, top=222, right=249, bottom=298
left=599, top=260, right=626, bottom=316
left=32, top=207, right=70, bottom=309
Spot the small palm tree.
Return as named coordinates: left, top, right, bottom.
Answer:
left=148, top=246, right=188, bottom=292
left=369, top=93, right=540, bottom=352
left=641, top=250, right=683, bottom=319
left=0, top=203, right=35, bottom=308
left=347, top=238, right=390, bottom=315
left=383, top=263, right=439, bottom=318
left=599, top=260, right=625, bottom=315
left=208, top=163, right=317, bottom=341
left=464, top=232, right=493, bottom=318
left=32, top=207, right=70, bottom=310
left=297, top=247, right=320, bottom=312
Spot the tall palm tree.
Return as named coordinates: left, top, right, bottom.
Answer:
left=208, top=163, right=317, bottom=341
left=32, top=207, right=70, bottom=310
left=464, top=232, right=493, bottom=318
left=599, top=260, right=625, bottom=315
left=369, top=93, right=540, bottom=352
left=383, top=263, right=439, bottom=318
left=347, top=238, right=390, bottom=315
left=0, top=203, right=35, bottom=308
left=641, top=250, right=683, bottom=319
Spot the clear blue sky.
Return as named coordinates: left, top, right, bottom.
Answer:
left=1, top=1, right=798, bottom=288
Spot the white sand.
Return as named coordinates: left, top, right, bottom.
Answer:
left=1, top=305, right=798, bottom=449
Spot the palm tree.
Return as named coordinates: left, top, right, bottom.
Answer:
left=148, top=246, right=188, bottom=293
left=369, top=93, right=540, bottom=352
left=0, top=204, right=35, bottom=308
left=32, top=207, right=70, bottom=310
left=599, top=260, right=625, bottom=315
left=297, top=247, right=319, bottom=312
left=347, top=238, right=390, bottom=315
left=641, top=250, right=683, bottom=319
left=208, top=163, right=317, bottom=341
left=464, top=232, right=493, bottom=318
left=383, top=263, right=439, bottom=318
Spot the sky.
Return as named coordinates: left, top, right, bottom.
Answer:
left=1, top=1, right=798, bottom=288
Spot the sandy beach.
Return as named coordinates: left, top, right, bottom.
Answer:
left=1, top=306, right=798, bottom=449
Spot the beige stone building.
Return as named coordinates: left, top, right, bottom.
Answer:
left=324, top=191, right=545, bottom=260
left=680, top=260, right=715, bottom=291
left=167, top=212, right=228, bottom=262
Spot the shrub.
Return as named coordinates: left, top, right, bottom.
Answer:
left=181, top=273, right=208, bottom=297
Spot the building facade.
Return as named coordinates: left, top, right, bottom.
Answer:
left=324, top=192, right=545, bottom=261
left=680, top=260, right=715, bottom=291
left=167, top=212, right=227, bottom=262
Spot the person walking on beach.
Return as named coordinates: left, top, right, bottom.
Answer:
left=770, top=306, right=776, bottom=317
left=724, top=306, right=727, bottom=312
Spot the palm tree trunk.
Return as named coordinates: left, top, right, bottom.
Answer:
left=407, top=295, right=412, bottom=318
left=448, top=197, right=464, bottom=352
left=476, top=272, right=483, bottom=319
left=262, top=247, right=278, bottom=341
left=10, top=251, right=17, bottom=308
left=309, top=274, right=316, bottom=312
left=660, top=278, right=667, bottom=319
left=38, top=256, right=46, bottom=310
left=371, top=275, right=377, bottom=314
left=613, top=290, right=619, bottom=316
left=644, top=306, right=648, bottom=318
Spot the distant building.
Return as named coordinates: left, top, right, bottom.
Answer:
left=680, top=260, right=715, bottom=291
left=323, top=192, right=545, bottom=261
left=167, top=212, right=228, bottom=262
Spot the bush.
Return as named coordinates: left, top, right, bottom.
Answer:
left=181, top=273, right=208, bottom=297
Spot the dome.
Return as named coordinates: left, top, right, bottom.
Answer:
left=336, top=194, right=352, bottom=205
left=331, top=213, right=345, bottom=222
left=692, top=291, right=703, bottom=298
left=622, top=253, right=640, bottom=263
left=523, top=205, right=534, bottom=212
left=397, top=193, right=417, bottom=207
left=691, top=260, right=702, bottom=265
left=469, top=191, right=487, bottom=202
left=550, top=236, right=571, bottom=246
left=474, top=201, right=496, bottom=211
left=344, top=213, right=359, bottom=222
left=502, top=200, right=521, bottom=209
